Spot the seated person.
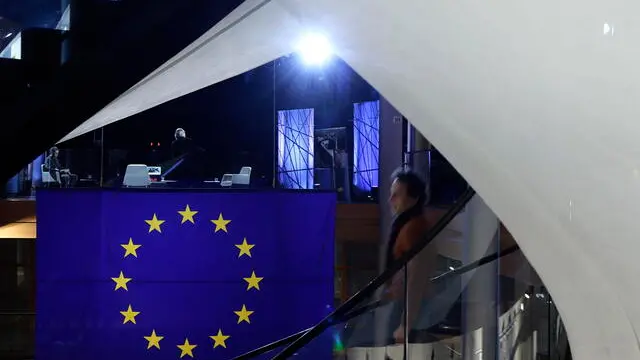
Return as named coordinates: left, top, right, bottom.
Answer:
left=44, top=146, right=78, bottom=187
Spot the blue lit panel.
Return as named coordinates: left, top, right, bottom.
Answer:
left=5, top=153, right=45, bottom=195
left=278, top=108, right=315, bottom=189
left=31, top=153, right=45, bottom=186
left=353, top=101, right=380, bottom=191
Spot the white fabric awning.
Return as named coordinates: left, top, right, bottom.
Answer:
left=63, top=1, right=640, bottom=358
left=59, top=0, right=303, bottom=142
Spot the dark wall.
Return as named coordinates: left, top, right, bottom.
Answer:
left=0, top=59, right=29, bottom=110
left=0, top=28, right=63, bottom=137
left=0, top=239, right=35, bottom=359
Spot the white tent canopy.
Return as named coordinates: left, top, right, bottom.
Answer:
left=63, top=0, right=640, bottom=358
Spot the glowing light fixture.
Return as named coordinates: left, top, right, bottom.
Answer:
left=296, top=33, right=332, bottom=65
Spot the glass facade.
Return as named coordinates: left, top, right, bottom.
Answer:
left=3, top=56, right=384, bottom=202
left=0, top=50, right=572, bottom=359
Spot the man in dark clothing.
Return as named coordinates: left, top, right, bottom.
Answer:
left=171, top=128, right=197, bottom=159
left=44, top=146, right=77, bottom=187
left=164, top=128, right=206, bottom=182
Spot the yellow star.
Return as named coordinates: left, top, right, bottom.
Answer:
left=120, top=304, right=140, bottom=324
left=111, top=271, right=132, bottom=291
left=211, top=213, right=231, bottom=233
left=144, top=329, right=164, bottom=350
left=178, top=205, right=198, bottom=224
left=243, top=271, right=263, bottom=291
left=210, top=329, right=230, bottom=348
left=145, top=213, right=165, bottom=233
left=235, top=238, right=255, bottom=258
left=234, top=304, right=254, bottom=324
left=177, top=338, right=197, bottom=358
left=121, top=238, right=141, bottom=258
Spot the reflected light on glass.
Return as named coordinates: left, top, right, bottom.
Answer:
left=296, top=33, right=332, bottom=65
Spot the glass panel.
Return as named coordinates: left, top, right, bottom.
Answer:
left=405, top=196, right=499, bottom=359
left=286, top=200, right=574, bottom=360
left=298, top=240, right=499, bottom=359
left=289, top=273, right=409, bottom=360
left=3, top=55, right=387, bottom=202
left=497, top=239, right=570, bottom=360
left=271, top=190, right=575, bottom=360
left=278, top=108, right=315, bottom=189
left=269, top=194, right=495, bottom=359
left=353, top=100, right=380, bottom=193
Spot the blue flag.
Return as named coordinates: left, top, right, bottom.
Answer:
left=36, top=189, right=335, bottom=360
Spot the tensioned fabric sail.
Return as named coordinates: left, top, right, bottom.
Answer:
left=59, top=0, right=303, bottom=142
left=62, top=0, right=640, bottom=359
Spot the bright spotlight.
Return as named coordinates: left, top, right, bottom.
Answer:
left=296, top=33, right=332, bottom=65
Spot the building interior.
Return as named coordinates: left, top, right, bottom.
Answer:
left=1, top=0, right=636, bottom=359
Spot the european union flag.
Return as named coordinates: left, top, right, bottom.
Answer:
left=36, top=189, right=335, bottom=360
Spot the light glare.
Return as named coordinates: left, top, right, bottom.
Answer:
left=297, top=33, right=332, bottom=65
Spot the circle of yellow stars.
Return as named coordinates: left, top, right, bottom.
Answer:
left=110, top=204, right=263, bottom=358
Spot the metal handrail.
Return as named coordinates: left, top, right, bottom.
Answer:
left=231, top=242, right=520, bottom=360
left=231, top=300, right=386, bottom=360
left=271, top=187, right=476, bottom=359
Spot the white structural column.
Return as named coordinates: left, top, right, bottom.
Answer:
left=462, top=195, right=500, bottom=359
